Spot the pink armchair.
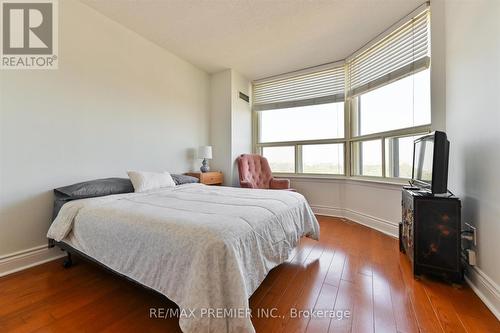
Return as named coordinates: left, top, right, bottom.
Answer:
left=236, top=154, right=292, bottom=190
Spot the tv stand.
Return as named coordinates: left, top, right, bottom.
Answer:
left=399, top=187, right=463, bottom=283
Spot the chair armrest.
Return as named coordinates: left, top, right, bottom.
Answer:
left=270, top=178, right=290, bottom=189
left=240, top=180, right=255, bottom=189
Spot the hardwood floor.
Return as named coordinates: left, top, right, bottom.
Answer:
left=1, top=216, right=498, bottom=332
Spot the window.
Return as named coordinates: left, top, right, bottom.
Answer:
left=352, top=140, right=382, bottom=177
left=253, top=5, right=430, bottom=180
left=259, top=103, right=344, bottom=143
left=385, top=135, right=423, bottom=178
left=354, top=69, right=431, bottom=136
left=254, top=62, right=346, bottom=175
left=303, top=144, right=344, bottom=174
left=347, top=7, right=431, bottom=179
left=262, top=146, right=295, bottom=173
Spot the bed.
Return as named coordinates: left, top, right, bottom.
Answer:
left=47, top=182, right=320, bottom=333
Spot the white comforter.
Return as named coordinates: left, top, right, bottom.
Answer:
left=47, top=183, right=319, bottom=333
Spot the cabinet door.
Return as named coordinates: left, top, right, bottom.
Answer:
left=414, top=199, right=460, bottom=272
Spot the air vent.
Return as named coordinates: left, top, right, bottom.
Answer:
left=239, top=92, right=249, bottom=103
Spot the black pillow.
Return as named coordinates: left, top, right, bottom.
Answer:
left=171, top=174, right=199, bottom=185
left=54, top=178, right=134, bottom=198
left=53, top=178, right=134, bottom=219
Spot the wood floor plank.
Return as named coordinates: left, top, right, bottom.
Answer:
left=324, top=250, right=346, bottom=287
left=380, top=260, right=419, bottom=333
left=373, top=271, right=398, bottom=333
left=350, top=274, right=373, bottom=333
left=399, top=254, right=445, bottom=333
left=421, top=279, right=469, bottom=333
left=264, top=249, right=335, bottom=333
left=1, top=216, right=498, bottom=333
left=370, top=231, right=419, bottom=333
left=444, top=283, right=500, bottom=333
left=328, top=279, right=356, bottom=333
left=251, top=242, right=322, bottom=332
left=280, top=247, right=338, bottom=333
left=305, top=282, right=339, bottom=333
left=249, top=237, right=316, bottom=309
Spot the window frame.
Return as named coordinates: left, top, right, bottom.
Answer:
left=254, top=101, right=349, bottom=177
left=254, top=94, right=430, bottom=181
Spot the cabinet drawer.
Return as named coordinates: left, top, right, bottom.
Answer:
left=201, top=172, right=223, bottom=185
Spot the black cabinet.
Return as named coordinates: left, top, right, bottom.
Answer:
left=399, top=187, right=463, bottom=282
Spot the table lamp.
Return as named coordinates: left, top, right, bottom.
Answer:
left=198, top=146, right=212, bottom=173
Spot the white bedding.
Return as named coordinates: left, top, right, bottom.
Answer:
left=47, top=183, right=319, bottom=333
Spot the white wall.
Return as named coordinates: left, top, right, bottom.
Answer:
left=209, top=69, right=252, bottom=186
left=444, top=0, right=500, bottom=317
left=291, top=178, right=402, bottom=237
left=430, top=0, right=446, bottom=131
left=0, top=0, right=210, bottom=262
left=209, top=70, right=232, bottom=180
left=230, top=71, right=252, bottom=186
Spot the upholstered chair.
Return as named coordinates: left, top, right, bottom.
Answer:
left=236, top=154, right=292, bottom=190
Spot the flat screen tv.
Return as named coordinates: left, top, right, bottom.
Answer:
left=412, top=131, right=450, bottom=194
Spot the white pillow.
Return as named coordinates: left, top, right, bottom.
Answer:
left=127, top=171, right=176, bottom=193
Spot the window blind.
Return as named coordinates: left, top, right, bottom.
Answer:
left=347, top=7, right=430, bottom=97
left=253, top=65, right=345, bottom=111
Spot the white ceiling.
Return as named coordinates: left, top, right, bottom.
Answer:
left=81, top=0, right=424, bottom=80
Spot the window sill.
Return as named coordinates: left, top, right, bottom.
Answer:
left=272, top=173, right=408, bottom=187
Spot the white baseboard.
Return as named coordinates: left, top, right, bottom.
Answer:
left=311, top=205, right=398, bottom=238
left=0, top=245, right=65, bottom=277
left=309, top=205, right=344, bottom=218
left=465, top=266, right=500, bottom=321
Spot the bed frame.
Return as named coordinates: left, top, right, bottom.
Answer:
left=48, top=238, right=165, bottom=296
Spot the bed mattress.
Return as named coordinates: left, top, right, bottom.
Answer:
left=47, top=183, right=319, bottom=333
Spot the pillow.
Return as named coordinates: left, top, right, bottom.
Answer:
left=127, top=171, right=176, bottom=192
left=53, top=178, right=134, bottom=219
left=54, top=178, right=134, bottom=199
left=171, top=174, right=199, bottom=185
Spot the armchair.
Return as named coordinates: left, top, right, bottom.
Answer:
left=236, top=154, right=292, bottom=190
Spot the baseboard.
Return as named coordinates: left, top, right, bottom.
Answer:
left=465, top=266, right=500, bottom=321
left=309, top=205, right=344, bottom=218
left=0, top=245, right=65, bottom=277
left=311, top=205, right=398, bottom=238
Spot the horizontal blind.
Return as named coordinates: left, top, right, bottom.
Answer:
left=347, top=8, right=430, bottom=97
left=253, top=65, right=345, bottom=111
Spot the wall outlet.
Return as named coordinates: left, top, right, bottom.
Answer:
left=467, top=249, right=477, bottom=266
left=464, top=222, right=477, bottom=246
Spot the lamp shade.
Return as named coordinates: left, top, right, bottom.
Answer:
left=198, top=146, right=212, bottom=159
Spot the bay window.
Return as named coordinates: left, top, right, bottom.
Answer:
left=253, top=5, right=431, bottom=181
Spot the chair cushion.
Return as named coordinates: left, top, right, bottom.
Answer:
left=237, top=154, right=274, bottom=189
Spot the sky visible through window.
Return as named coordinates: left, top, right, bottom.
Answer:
left=260, top=102, right=344, bottom=143
left=355, top=69, right=430, bottom=171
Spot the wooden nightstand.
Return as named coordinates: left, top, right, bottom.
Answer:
left=185, top=171, right=224, bottom=185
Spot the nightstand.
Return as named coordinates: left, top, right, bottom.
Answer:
left=185, top=171, right=223, bottom=185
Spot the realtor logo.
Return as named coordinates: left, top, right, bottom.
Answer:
left=1, top=0, right=58, bottom=69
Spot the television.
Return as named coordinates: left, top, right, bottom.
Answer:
left=411, top=131, right=450, bottom=194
